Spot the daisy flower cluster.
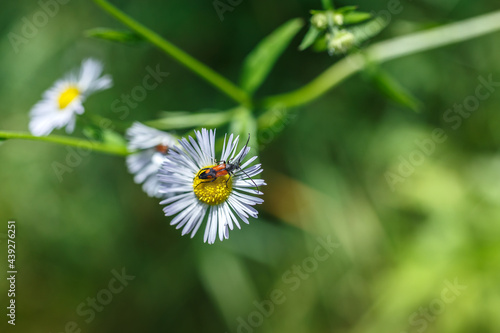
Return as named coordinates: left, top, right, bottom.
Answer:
left=28, top=58, right=265, bottom=244
left=126, top=126, right=266, bottom=243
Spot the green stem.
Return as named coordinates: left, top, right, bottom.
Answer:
left=0, top=131, right=129, bottom=156
left=261, top=9, right=500, bottom=110
left=92, top=0, right=251, bottom=107
left=321, top=0, right=334, bottom=10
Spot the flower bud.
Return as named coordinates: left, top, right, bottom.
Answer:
left=311, top=13, right=328, bottom=30
left=327, top=30, right=355, bottom=54
left=333, top=13, right=344, bottom=26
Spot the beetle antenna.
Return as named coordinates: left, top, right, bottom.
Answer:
left=233, top=134, right=251, bottom=166
left=236, top=167, right=260, bottom=193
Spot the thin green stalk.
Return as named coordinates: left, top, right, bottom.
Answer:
left=0, top=131, right=129, bottom=156
left=93, top=0, right=251, bottom=107
left=321, top=0, right=334, bottom=10
left=261, top=9, right=500, bottom=110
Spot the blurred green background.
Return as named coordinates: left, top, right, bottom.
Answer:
left=1, top=0, right=500, bottom=332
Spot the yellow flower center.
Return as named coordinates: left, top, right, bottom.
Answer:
left=193, top=165, right=232, bottom=205
left=58, top=87, right=80, bottom=109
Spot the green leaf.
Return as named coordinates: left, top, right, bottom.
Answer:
left=240, top=18, right=304, bottom=94
left=85, top=28, right=142, bottom=43
left=351, top=16, right=388, bottom=44
left=102, top=129, right=127, bottom=147
left=335, top=6, right=358, bottom=14
left=83, top=125, right=104, bottom=141
left=83, top=125, right=127, bottom=147
left=299, top=26, right=322, bottom=51
left=312, top=35, right=328, bottom=52
left=343, top=11, right=372, bottom=25
left=366, top=66, right=422, bottom=112
left=146, top=109, right=234, bottom=130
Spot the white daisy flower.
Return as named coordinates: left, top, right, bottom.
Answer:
left=126, top=122, right=179, bottom=198
left=158, top=128, right=265, bottom=244
left=29, top=58, right=113, bottom=136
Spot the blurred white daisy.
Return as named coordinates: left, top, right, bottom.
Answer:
left=29, top=58, right=113, bottom=136
left=126, top=122, right=178, bottom=198
left=158, top=129, right=265, bottom=244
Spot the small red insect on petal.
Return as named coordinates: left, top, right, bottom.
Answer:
left=156, top=144, right=169, bottom=154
